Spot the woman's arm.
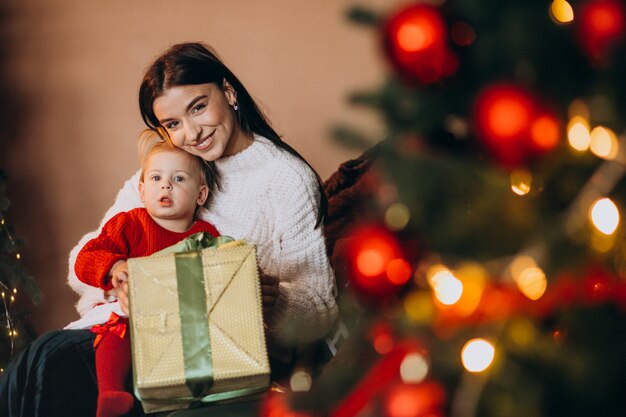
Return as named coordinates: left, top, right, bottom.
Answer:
left=267, top=164, right=338, bottom=343
left=67, top=170, right=143, bottom=317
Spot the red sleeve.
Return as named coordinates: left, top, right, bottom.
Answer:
left=74, top=212, right=134, bottom=290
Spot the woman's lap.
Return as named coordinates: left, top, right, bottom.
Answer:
left=0, top=329, right=299, bottom=417
left=0, top=329, right=98, bottom=417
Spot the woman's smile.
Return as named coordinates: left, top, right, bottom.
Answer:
left=193, top=130, right=216, bottom=150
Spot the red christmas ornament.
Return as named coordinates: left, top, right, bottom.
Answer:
left=577, top=0, right=626, bottom=65
left=473, top=83, right=561, bottom=167
left=341, top=224, right=411, bottom=300
left=382, top=4, right=458, bottom=84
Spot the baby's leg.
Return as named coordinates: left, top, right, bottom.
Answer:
left=95, top=323, right=134, bottom=417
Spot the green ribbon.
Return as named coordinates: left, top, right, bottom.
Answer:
left=175, top=251, right=213, bottom=398
left=167, top=232, right=234, bottom=398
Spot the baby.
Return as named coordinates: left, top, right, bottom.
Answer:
left=75, top=130, right=219, bottom=417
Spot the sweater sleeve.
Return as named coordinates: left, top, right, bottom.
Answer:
left=75, top=212, right=134, bottom=290
left=67, top=170, right=143, bottom=316
left=268, top=162, right=338, bottom=342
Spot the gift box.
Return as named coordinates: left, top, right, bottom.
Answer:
left=127, top=235, right=270, bottom=413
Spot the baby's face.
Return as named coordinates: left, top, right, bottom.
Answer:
left=139, top=150, right=207, bottom=222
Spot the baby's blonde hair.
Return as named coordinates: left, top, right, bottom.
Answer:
left=138, top=128, right=207, bottom=185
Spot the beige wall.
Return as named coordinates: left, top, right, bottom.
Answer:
left=2, top=0, right=402, bottom=333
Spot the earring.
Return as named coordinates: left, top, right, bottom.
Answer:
left=233, top=102, right=239, bottom=111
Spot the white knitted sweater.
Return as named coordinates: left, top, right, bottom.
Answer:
left=67, top=135, right=338, bottom=341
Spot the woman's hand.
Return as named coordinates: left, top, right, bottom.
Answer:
left=260, top=273, right=279, bottom=314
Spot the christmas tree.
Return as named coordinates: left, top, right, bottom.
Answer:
left=260, top=1, right=626, bottom=416
left=0, top=170, right=41, bottom=372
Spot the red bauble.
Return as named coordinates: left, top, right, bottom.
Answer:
left=473, top=83, right=561, bottom=167
left=340, top=224, right=411, bottom=301
left=577, top=0, right=626, bottom=64
left=382, top=4, right=458, bottom=84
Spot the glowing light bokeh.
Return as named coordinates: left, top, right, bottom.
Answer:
left=397, top=18, right=438, bottom=52
left=550, top=0, right=575, bottom=23
left=400, top=353, right=429, bottom=384
left=356, top=249, right=387, bottom=277
left=590, top=197, right=620, bottom=235
left=515, top=266, right=548, bottom=300
left=385, top=203, right=411, bottom=231
left=589, top=126, right=618, bottom=159
left=511, top=169, right=532, bottom=196
left=461, top=338, right=495, bottom=373
left=567, top=116, right=591, bottom=151
left=386, top=258, right=413, bottom=285
left=289, top=369, right=312, bottom=392
left=432, top=269, right=463, bottom=305
left=530, top=114, right=560, bottom=150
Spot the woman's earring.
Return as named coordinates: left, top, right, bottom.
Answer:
left=233, top=102, right=239, bottom=111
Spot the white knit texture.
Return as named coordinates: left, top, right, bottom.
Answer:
left=67, top=135, right=337, bottom=341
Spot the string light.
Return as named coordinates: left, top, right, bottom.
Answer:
left=385, top=203, right=411, bottom=231
left=400, top=352, right=429, bottom=384
left=590, top=197, right=620, bottom=235
left=1, top=205, right=26, bottom=364
left=511, top=169, right=532, bottom=195
left=450, top=263, right=487, bottom=317
left=289, top=368, right=312, bottom=392
left=515, top=266, right=547, bottom=300
left=550, top=0, right=575, bottom=24
left=509, top=255, right=547, bottom=300
left=386, top=258, right=412, bottom=285
left=428, top=266, right=463, bottom=306
left=589, top=126, right=619, bottom=160
left=530, top=114, right=561, bottom=151
left=461, top=338, right=495, bottom=373
left=567, top=116, right=591, bottom=151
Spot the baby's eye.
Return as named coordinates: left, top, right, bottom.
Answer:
left=174, top=176, right=185, bottom=182
left=151, top=175, right=161, bottom=181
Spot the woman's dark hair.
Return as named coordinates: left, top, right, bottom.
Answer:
left=139, top=42, right=327, bottom=226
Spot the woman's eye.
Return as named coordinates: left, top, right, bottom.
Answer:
left=165, top=121, right=179, bottom=130
left=191, top=103, right=206, bottom=114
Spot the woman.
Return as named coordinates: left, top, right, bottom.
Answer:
left=1, top=42, right=337, bottom=417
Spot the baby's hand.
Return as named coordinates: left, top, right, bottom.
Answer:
left=109, top=260, right=129, bottom=289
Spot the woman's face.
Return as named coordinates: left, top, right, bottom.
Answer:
left=153, top=83, right=249, bottom=161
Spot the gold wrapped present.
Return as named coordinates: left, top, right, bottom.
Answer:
left=127, top=235, right=270, bottom=413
